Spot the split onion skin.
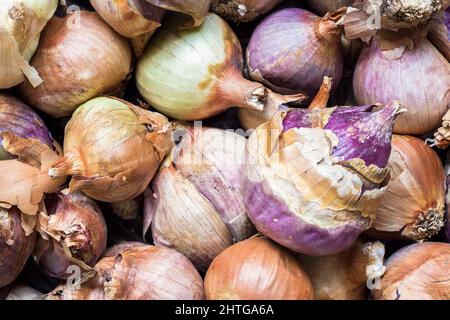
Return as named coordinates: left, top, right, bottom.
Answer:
left=204, top=237, right=314, bottom=300
left=354, top=36, right=450, bottom=135
left=19, top=11, right=133, bottom=118
left=372, top=242, right=450, bottom=300
left=373, top=135, right=446, bottom=240
left=211, top=0, right=282, bottom=23
left=0, top=208, right=36, bottom=287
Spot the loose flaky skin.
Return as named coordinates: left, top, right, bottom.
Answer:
left=211, top=0, right=282, bottom=22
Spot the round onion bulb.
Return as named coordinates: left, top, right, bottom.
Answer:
left=205, top=237, right=314, bottom=300
left=210, top=0, right=282, bottom=23
left=48, top=97, right=173, bottom=203
left=19, top=11, right=132, bottom=118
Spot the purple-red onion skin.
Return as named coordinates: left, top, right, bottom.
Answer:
left=246, top=8, right=344, bottom=97
left=354, top=37, right=450, bottom=135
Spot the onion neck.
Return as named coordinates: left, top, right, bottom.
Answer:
left=48, top=150, right=84, bottom=178
left=309, top=76, right=333, bottom=110
left=317, top=8, right=346, bottom=44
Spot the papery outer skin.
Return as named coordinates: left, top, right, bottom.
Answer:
left=306, top=0, right=353, bottom=16
left=373, top=135, right=445, bottom=240
left=0, top=93, right=54, bottom=160
left=246, top=8, right=344, bottom=97
left=173, top=126, right=255, bottom=242
left=0, top=0, right=58, bottom=89
left=6, top=285, right=43, bottom=300
left=103, top=241, right=146, bottom=257
left=19, top=11, right=132, bottom=118
left=136, top=13, right=248, bottom=120
left=149, top=166, right=234, bottom=272
left=53, top=97, right=172, bottom=203
left=244, top=113, right=389, bottom=256
left=372, top=242, right=450, bottom=300
left=35, top=192, right=107, bottom=279
left=144, top=0, right=211, bottom=27
left=210, top=0, right=282, bottom=23
left=0, top=208, right=36, bottom=287
left=204, top=237, right=314, bottom=300
left=354, top=37, right=450, bottom=135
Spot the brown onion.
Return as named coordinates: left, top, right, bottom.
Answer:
left=297, top=241, right=386, bottom=300
left=0, top=207, right=36, bottom=287
left=48, top=97, right=172, bottom=203
left=204, top=237, right=314, bottom=300
left=34, top=191, right=107, bottom=279
left=210, top=0, right=282, bottom=23
left=90, top=0, right=165, bottom=57
left=354, top=33, right=450, bottom=135
left=19, top=11, right=132, bottom=118
left=372, top=242, right=450, bottom=300
left=372, top=135, right=445, bottom=240
left=48, top=245, right=205, bottom=300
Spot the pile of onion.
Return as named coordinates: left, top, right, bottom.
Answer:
left=19, top=11, right=132, bottom=118
left=204, top=237, right=314, bottom=300
left=210, top=0, right=282, bottom=23
left=48, top=97, right=172, bottom=203
left=144, top=125, right=255, bottom=271
left=34, top=191, right=107, bottom=279
left=372, top=242, right=450, bottom=300
left=47, top=244, right=205, bottom=300
left=371, top=135, right=445, bottom=240
left=243, top=77, right=402, bottom=256
left=354, top=31, right=450, bottom=135
left=136, top=13, right=305, bottom=121
left=0, top=0, right=58, bottom=89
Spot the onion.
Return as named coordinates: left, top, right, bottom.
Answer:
left=306, top=0, right=353, bottom=16
left=297, top=241, right=386, bottom=300
left=0, top=207, right=36, bottom=287
left=0, top=93, right=55, bottom=160
left=243, top=80, right=403, bottom=255
left=372, top=242, right=450, bottom=300
left=428, top=8, right=450, bottom=62
left=204, top=237, right=314, bottom=300
left=48, top=97, right=172, bottom=203
left=110, top=198, right=141, bottom=221
left=445, top=152, right=450, bottom=243
left=48, top=245, right=205, bottom=300
left=210, top=0, right=282, bottom=23
left=246, top=8, right=345, bottom=97
left=136, top=13, right=305, bottom=121
left=372, top=135, right=445, bottom=240
left=145, top=126, right=255, bottom=271
left=354, top=33, right=450, bottom=135
left=34, top=191, right=107, bottom=279
left=0, top=0, right=57, bottom=89
left=6, top=284, right=42, bottom=300
left=18, top=11, right=132, bottom=118
left=90, top=0, right=165, bottom=57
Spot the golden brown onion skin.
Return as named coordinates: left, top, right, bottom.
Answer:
left=0, top=208, right=36, bottom=287
left=372, top=242, right=450, bottom=300
left=373, top=135, right=446, bottom=240
left=204, top=237, right=314, bottom=300
left=19, top=11, right=132, bottom=118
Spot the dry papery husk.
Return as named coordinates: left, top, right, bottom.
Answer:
left=372, top=242, right=450, bottom=300
left=371, top=135, right=446, bottom=240
left=344, top=0, right=449, bottom=40
left=0, top=0, right=58, bottom=89
left=296, top=241, right=386, bottom=300
left=429, top=109, right=450, bottom=149
left=210, top=0, right=282, bottom=23
left=0, top=132, right=65, bottom=235
left=46, top=245, right=205, bottom=300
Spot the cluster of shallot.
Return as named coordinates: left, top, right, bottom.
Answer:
left=0, top=0, right=449, bottom=302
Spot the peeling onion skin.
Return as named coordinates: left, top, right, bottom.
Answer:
left=373, top=135, right=445, bottom=240
left=372, top=242, right=450, bottom=300
left=210, top=0, right=282, bottom=23
left=0, top=93, right=55, bottom=160
left=204, top=237, right=314, bottom=300
left=244, top=102, right=401, bottom=256
left=48, top=245, right=205, bottom=300
left=19, top=11, right=133, bottom=118
left=297, top=241, right=386, bottom=300
left=246, top=8, right=345, bottom=97
left=354, top=37, right=450, bottom=135
left=0, top=208, right=36, bottom=287
left=306, top=0, right=353, bottom=16
left=34, top=192, right=107, bottom=279
left=48, top=97, right=173, bottom=203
